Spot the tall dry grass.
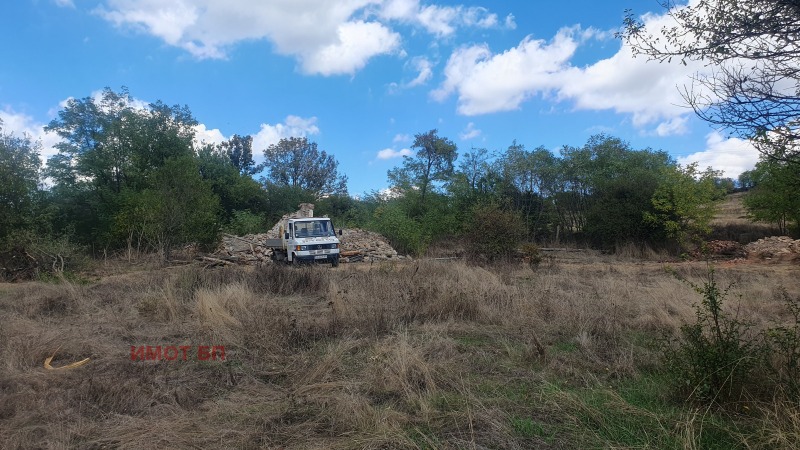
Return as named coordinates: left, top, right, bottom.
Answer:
left=1, top=256, right=799, bottom=448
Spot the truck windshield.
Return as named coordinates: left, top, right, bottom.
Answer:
left=293, top=220, right=335, bottom=238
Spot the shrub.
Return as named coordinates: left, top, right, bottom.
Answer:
left=763, top=288, right=800, bottom=399
left=662, top=266, right=761, bottom=404
left=368, top=203, right=429, bottom=256
left=224, top=210, right=264, bottom=236
left=519, top=242, right=542, bottom=268
left=466, top=202, right=526, bottom=262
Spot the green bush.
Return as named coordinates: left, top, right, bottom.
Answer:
left=662, top=267, right=761, bottom=404
left=763, top=287, right=800, bottom=399
left=368, top=203, right=429, bottom=256
left=466, top=202, right=527, bottom=262
left=519, top=242, right=542, bottom=268
left=224, top=210, right=265, bottom=236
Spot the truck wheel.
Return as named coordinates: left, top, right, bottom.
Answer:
left=291, top=254, right=300, bottom=266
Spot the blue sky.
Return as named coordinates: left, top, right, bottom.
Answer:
left=1, top=0, right=758, bottom=195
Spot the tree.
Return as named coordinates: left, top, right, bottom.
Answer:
left=220, top=134, right=255, bottom=175
left=500, top=142, right=560, bottom=239
left=742, top=157, right=800, bottom=234
left=387, top=129, right=457, bottom=212
left=582, top=137, right=674, bottom=248
left=117, top=157, right=220, bottom=260
left=44, top=87, right=199, bottom=247
left=261, top=137, right=347, bottom=196
left=466, top=201, right=527, bottom=262
left=621, top=0, right=800, bottom=160
left=196, top=144, right=267, bottom=221
left=645, top=163, right=725, bottom=247
left=0, top=124, right=42, bottom=245
left=459, top=146, right=491, bottom=192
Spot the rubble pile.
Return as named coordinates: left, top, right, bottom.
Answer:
left=744, top=236, right=800, bottom=261
left=705, top=240, right=747, bottom=258
left=339, top=228, right=401, bottom=262
left=265, top=203, right=314, bottom=239
left=214, top=233, right=273, bottom=264
left=207, top=203, right=402, bottom=265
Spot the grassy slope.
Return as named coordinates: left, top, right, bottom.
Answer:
left=2, top=254, right=800, bottom=449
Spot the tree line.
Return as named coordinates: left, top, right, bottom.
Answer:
left=1, top=86, right=796, bottom=270
left=0, top=87, right=347, bottom=264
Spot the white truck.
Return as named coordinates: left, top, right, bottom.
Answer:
left=266, top=217, right=341, bottom=267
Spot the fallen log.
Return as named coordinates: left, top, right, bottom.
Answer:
left=196, top=255, right=235, bottom=266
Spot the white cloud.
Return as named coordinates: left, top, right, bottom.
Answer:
left=377, top=147, right=413, bottom=159
left=0, top=108, right=62, bottom=165
left=96, top=0, right=394, bottom=73
left=54, top=0, right=75, bottom=8
left=406, top=57, right=433, bottom=87
left=95, top=0, right=506, bottom=75
left=251, top=115, right=320, bottom=153
left=301, top=20, right=401, bottom=75
left=379, top=0, right=508, bottom=36
left=432, top=5, right=717, bottom=136
left=393, top=133, right=412, bottom=143
left=459, top=122, right=480, bottom=140
left=193, top=124, right=226, bottom=147
left=432, top=27, right=580, bottom=115
left=654, top=117, right=690, bottom=137
left=677, top=132, right=759, bottom=179
left=390, top=57, right=433, bottom=93
left=504, top=14, right=516, bottom=30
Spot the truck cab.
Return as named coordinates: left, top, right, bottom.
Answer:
left=275, top=217, right=341, bottom=266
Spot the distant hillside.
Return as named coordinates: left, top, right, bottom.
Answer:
left=709, top=192, right=782, bottom=243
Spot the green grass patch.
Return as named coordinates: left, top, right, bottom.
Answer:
left=510, top=416, right=556, bottom=443
left=552, top=341, right=578, bottom=353
left=452, top=333, right=493, bottom=347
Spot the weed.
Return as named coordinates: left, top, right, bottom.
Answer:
left=663, top=265, right=761, bottom=404
left=763, top=287, right=800, bottom=399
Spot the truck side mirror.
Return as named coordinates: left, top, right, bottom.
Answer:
left=338, top=229, right=342, bottom=236
left=284, top=232, right=289, bottom=239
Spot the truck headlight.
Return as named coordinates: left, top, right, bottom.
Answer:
left=296, top=245, right=308, bottom=251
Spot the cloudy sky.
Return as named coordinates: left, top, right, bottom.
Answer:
left=1, top=0, right=758, bottom=194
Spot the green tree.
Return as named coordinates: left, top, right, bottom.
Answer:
left=0, top=124, right=43, bottom=245
left=44, top=87, right=199, bottom=247
left=646, top=163, right=725, bottom=247
left=742, top=157, right=800, bottom=234
left=582, top=138, right=673, bottom=249
left=466, top=201, right=527, bottom=262
left=117, top=157, right=220, bottom=260
left=220, top=134, right=256, bottom=175
left=500, top=142, right=560, bottom=240
left=388, top=129, right=457, bottom=214
left=367, top=200, right=429, bottom=255
left=261, top=137, right=347, bottom=196
left=261, top=182, right=316, bottom=225
left=196, top=144, right=268, bottom=223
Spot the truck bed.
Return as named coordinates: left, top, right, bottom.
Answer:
left=263, top=239, right=283, bottom=249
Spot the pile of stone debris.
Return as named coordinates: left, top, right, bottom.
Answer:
left=744, top=236, right=800, bottom=261
left=338, top=228, right=402, bottom=262
left=691, top=240, right=747, bottom=259
left=208, top=204, right=402, bottom=265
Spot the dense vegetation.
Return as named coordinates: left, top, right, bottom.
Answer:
left=1, top=86, right=797, bottom=271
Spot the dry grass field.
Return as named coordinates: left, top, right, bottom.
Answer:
left=2, top=248, right=800, bottom=449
